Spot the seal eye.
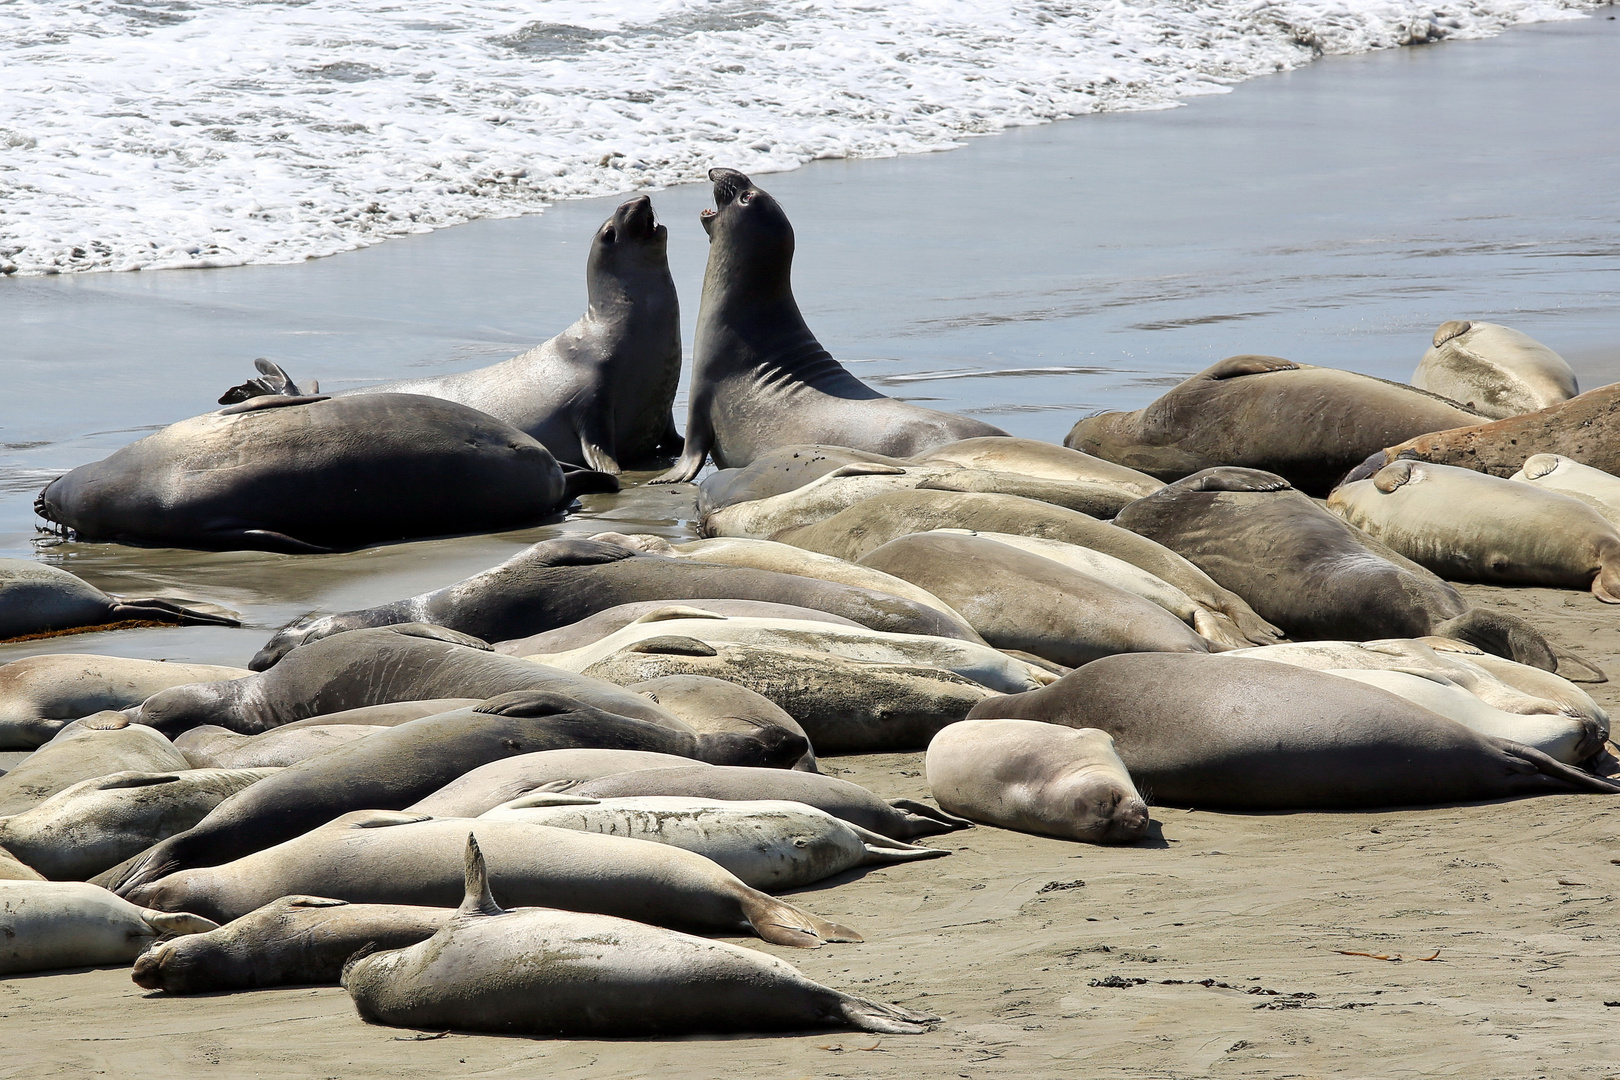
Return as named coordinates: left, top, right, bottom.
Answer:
left=738, top=191, right=754, bottom=205
left=602, top=227, right=617, bottom=244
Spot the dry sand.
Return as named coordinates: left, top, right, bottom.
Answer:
left=5, top=581, right=1620, bottom=1080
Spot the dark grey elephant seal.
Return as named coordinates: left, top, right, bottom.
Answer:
left=223, top=197, right=682, bottom=473
left=652, top=169, right=1004, bottom=483
left=35, top=394, right=615, bottom=553
left=1064, top=355, right=1484, bottom=495
left=250, top=537, right=975, bottom=670
left=1110, top=467, right=1580, bottom=675
left=494, top=599, right=859, bottom=656
left=0, top=560, right=237, bottom=646
left=109, top=689, right=801, bottom=897
left=340, top=836, right=934, bottom=1036
left=139, top=624, right=686, bottom=735
left=560, top=764, right=972, bottom=840
left=967, top=653, right=1620, bottom=809
left=133, top=895, right=452, bottom=994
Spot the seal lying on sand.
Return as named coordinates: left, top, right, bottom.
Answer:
left=1328, top=460, right=1620, bottom=602
left=967, top=653, right=1620, bottom=809
left=0, top=654, right=248, bottom=749
left=407, top=748, right=709, bottom=818
left=1510, top=454, right=1620, bottom=529
left=1410, top=320, right=1577, bottom=419
left=0, top=561, right=237, bottom=647
left=1064, top=355, right=1484, bottom=495
left=495, top=598, right=862, bottom=656
left=0, top=881, right=216, bottom=975
left=340, top=836, right=934, bottom=1036
left=652, top=168, right=1003, bottom=483
left=35, top=394, right=615, bottom=553
left=221, top=197, right=683, bottom=474
left=0, top=713, right=190, bottom=817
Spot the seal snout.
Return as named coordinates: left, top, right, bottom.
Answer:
left=1106, top=796, right=1151, bottom=844
left=613, top=195, right=662, bottom=242
left=708, top=168, right=752, bottom=209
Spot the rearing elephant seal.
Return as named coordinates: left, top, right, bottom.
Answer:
left=1064, top=355, right=1484, bottom=495
left=966, top=653, right=1620, bottom=809
left=652, top=168, right=1004, bottom=483
left=1410, top=320, right=1577, bottom=419
left=222, top=197, right=683, bottom=473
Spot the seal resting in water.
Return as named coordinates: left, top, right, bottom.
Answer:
left=340, top=835, right=934, bottom=1035
left=34, top=394, right=615, bottom=553
left=967, top=653, right=1620, bottom=809
left=1063, top=354, right=1484, bottom=495
left=1410, top=320, right=1577, bottom=419
left=652, top=168, right=1004, bottom=483
left=0, top=561, right=237, bottom=647
left=221, top=197, right=683, bottom=473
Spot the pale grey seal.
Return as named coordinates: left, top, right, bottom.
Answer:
left=0, top=653, right=248, bottom=749
left=0, top=881, right=216, bottom=975
left=1411, top=320, right=1578, bottom=419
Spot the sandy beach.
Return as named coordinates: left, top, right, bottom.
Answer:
left=3, top=9, right=1620, bottom=1079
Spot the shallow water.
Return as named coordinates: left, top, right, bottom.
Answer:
left=2, top=10, right=1617, bottom=668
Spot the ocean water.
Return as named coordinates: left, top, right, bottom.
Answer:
left=0, top=0, right=1596, bottom=276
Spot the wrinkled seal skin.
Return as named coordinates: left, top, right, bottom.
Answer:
left=340, top=836, right=930, bottom=1036
left=133, top=896, right=452, bottom=994
left=1112, top=468, right=1565, bottom=671
left=0, top=654, right=249, bottom=750
left=652, top=169, right=1004, bottom=483
left=250, top=537, right=977, bottom=670
left=1347, top=383, right=1620, bottom=483
left=1327, top=460, right=1620, bottom=602
left=140, top=624, right=684, bottom=736
left=925, top=720, right=1149, bottom=843
left=34, top=394, right=615, bottom=554
left=968, top=654, right=1620, bottom=809
left=231, top=197, right=683, bottom=474
left=1410, top=320, right=1578, bottom=420
left=561, top=764, right=973, bottom=839
left=0, top=560, right=238, bottom=646
left=108, top=688, right=801, bottom=898
left=1064, top=355, right=1484, bottom=495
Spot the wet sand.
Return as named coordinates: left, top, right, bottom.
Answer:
left=2, top=11, right=1620, bottom=1080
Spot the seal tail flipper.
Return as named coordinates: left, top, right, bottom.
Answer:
left=108, top=597, right=241, bottom=628
left=218, top=358, right=314, bottom=405
left=740, top=891, right=863, bottom=948
left=835, top=995, right=941, bottom=1034
left=1434, top=609, right=1557, bottom=673
left=140, top=910, right=220, bottom=936
left=457, top=834, right=506, bottom=917
left=560, top=463, right=621, bottom=501
left=1591, top=561, right=1620, bottom=605
left=886, top=798, right=976, bottom=834
left=1494, top=738, right=1620, bottom=794
left=1551, top=648, right=1607, bottom=684
left=850, top=819, right=951, bottom=866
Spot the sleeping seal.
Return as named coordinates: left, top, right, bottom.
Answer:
left=652, top=168, right=1003, bottom=482
left=0, top=881, right=215, bottom=974
left=34, top=394, right=614, bottom=553
left=0, top=713, right=190, bottom=817
left=1510, top=454, right=1620, bottom=529
left=0, top=561, right=237, bottom=646
left=1328, top=460, right=1620, bottom=602
left=967, top=653, right=1620, bottom=809
left=1064, top=354, right=1484, bottom=495
left=407, top=748, right=709, bottom=818
left=0, top=654, right=249, bottom=749
left=1410, top=320, right=1577, bottom=419
left=340, top=836, right=933, bottom=1035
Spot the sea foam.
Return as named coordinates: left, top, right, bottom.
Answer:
left=0, top=0, right=1594, bottom=276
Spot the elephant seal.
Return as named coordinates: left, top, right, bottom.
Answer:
left=696, top=445, right=914, bottom=514
left=140, top=624, right=684, bottom=735
left=495, top=598, right=861, bottom=656
left=482, top=793, right=947, bottom=890
left=225, top=198, right=683, bottom=473
left=582, top=637, right=997, bottom=753
left=0, top=843, right=42, bottom=880
left=341, top=836, right=932, bottom=1036
left=1113, top=468, right=1569, bottom=670
left=408, top=748, right=708, bottom=818
left=629, top=674, right=816, bottom=772
left=133, top=895, right=452, bottom=994
left=173, top=724, right=388, bottom=769
left=0, top=654, right=249, bottom=749
left=1328, top=460, right=1620, bottom=602
left=924, top=720, right=1149, bottom=843
left=858, top=531, right=1221, bottom=667
left=0, top=881, right=216, bottom=974
left=0, top=768, right=276, bottom=881
left=1347, top=384, right=1620, bottom=481
left=251, top=537, right=978, bottom=669
left=1320, top=668, right=1599, bottom=764
left=0, top=713, right=190, bottom=817
left=34, top=394, right=615, bottom=553
left=917, top=437, right=1164, bottom=495
left=0, top=561, right=237, bottom=646
left=773, top=489, right=1282, bottom=646
left=652, top=168, right=1004, bottom=482
left=273, top=699, right=479, bottom=730
left=1063, top=355, right=1484, bottom=495
left=1511, top=454, right=1620, bottom=529
left=134, top=810, right=862, bottom=946
left=967, top=653, right=1620, bottom=809
left=107, top=689, right=803, bottom=896
left=1411, top=320, right=1578, bottom=419
left=561, top=764, right=971, bottom=839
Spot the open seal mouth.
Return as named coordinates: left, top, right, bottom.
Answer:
left=615, top=195, right=663, bottom=241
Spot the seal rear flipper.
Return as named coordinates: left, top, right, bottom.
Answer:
left=560, top=463, right=620, bottom=501
left=886, top=798, right=975, bottom=833
left=1433, top=609, right=1557, bottom=673
left=855, top=836, right=951, bottom=866
left=457, top=834, right=506, bottom=917
left=1492, top=738, right=1620, bottom=794
left=1551, top=647, right=1607, bottom=684
left=835, top=995, right=941, bottom=1034
left=217, top=359, right=317, bottom=404
left=140, top=909, right=220, bottom=936
left=742, top=892, right=863, bottom=948
left=1591, top=561, right=1620, bottom=605
left=109, top=597, right=241, bottom=628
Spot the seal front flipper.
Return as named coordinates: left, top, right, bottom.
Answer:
left=1201, top=355, right=1301, bottom=381
left=651, top=409, right=712, bottom=484
left=1171, top=467, right=1292, bottom=494
left=575, top=403, right=623, bottom=475
left=559, top=464, right=620, bottom=501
